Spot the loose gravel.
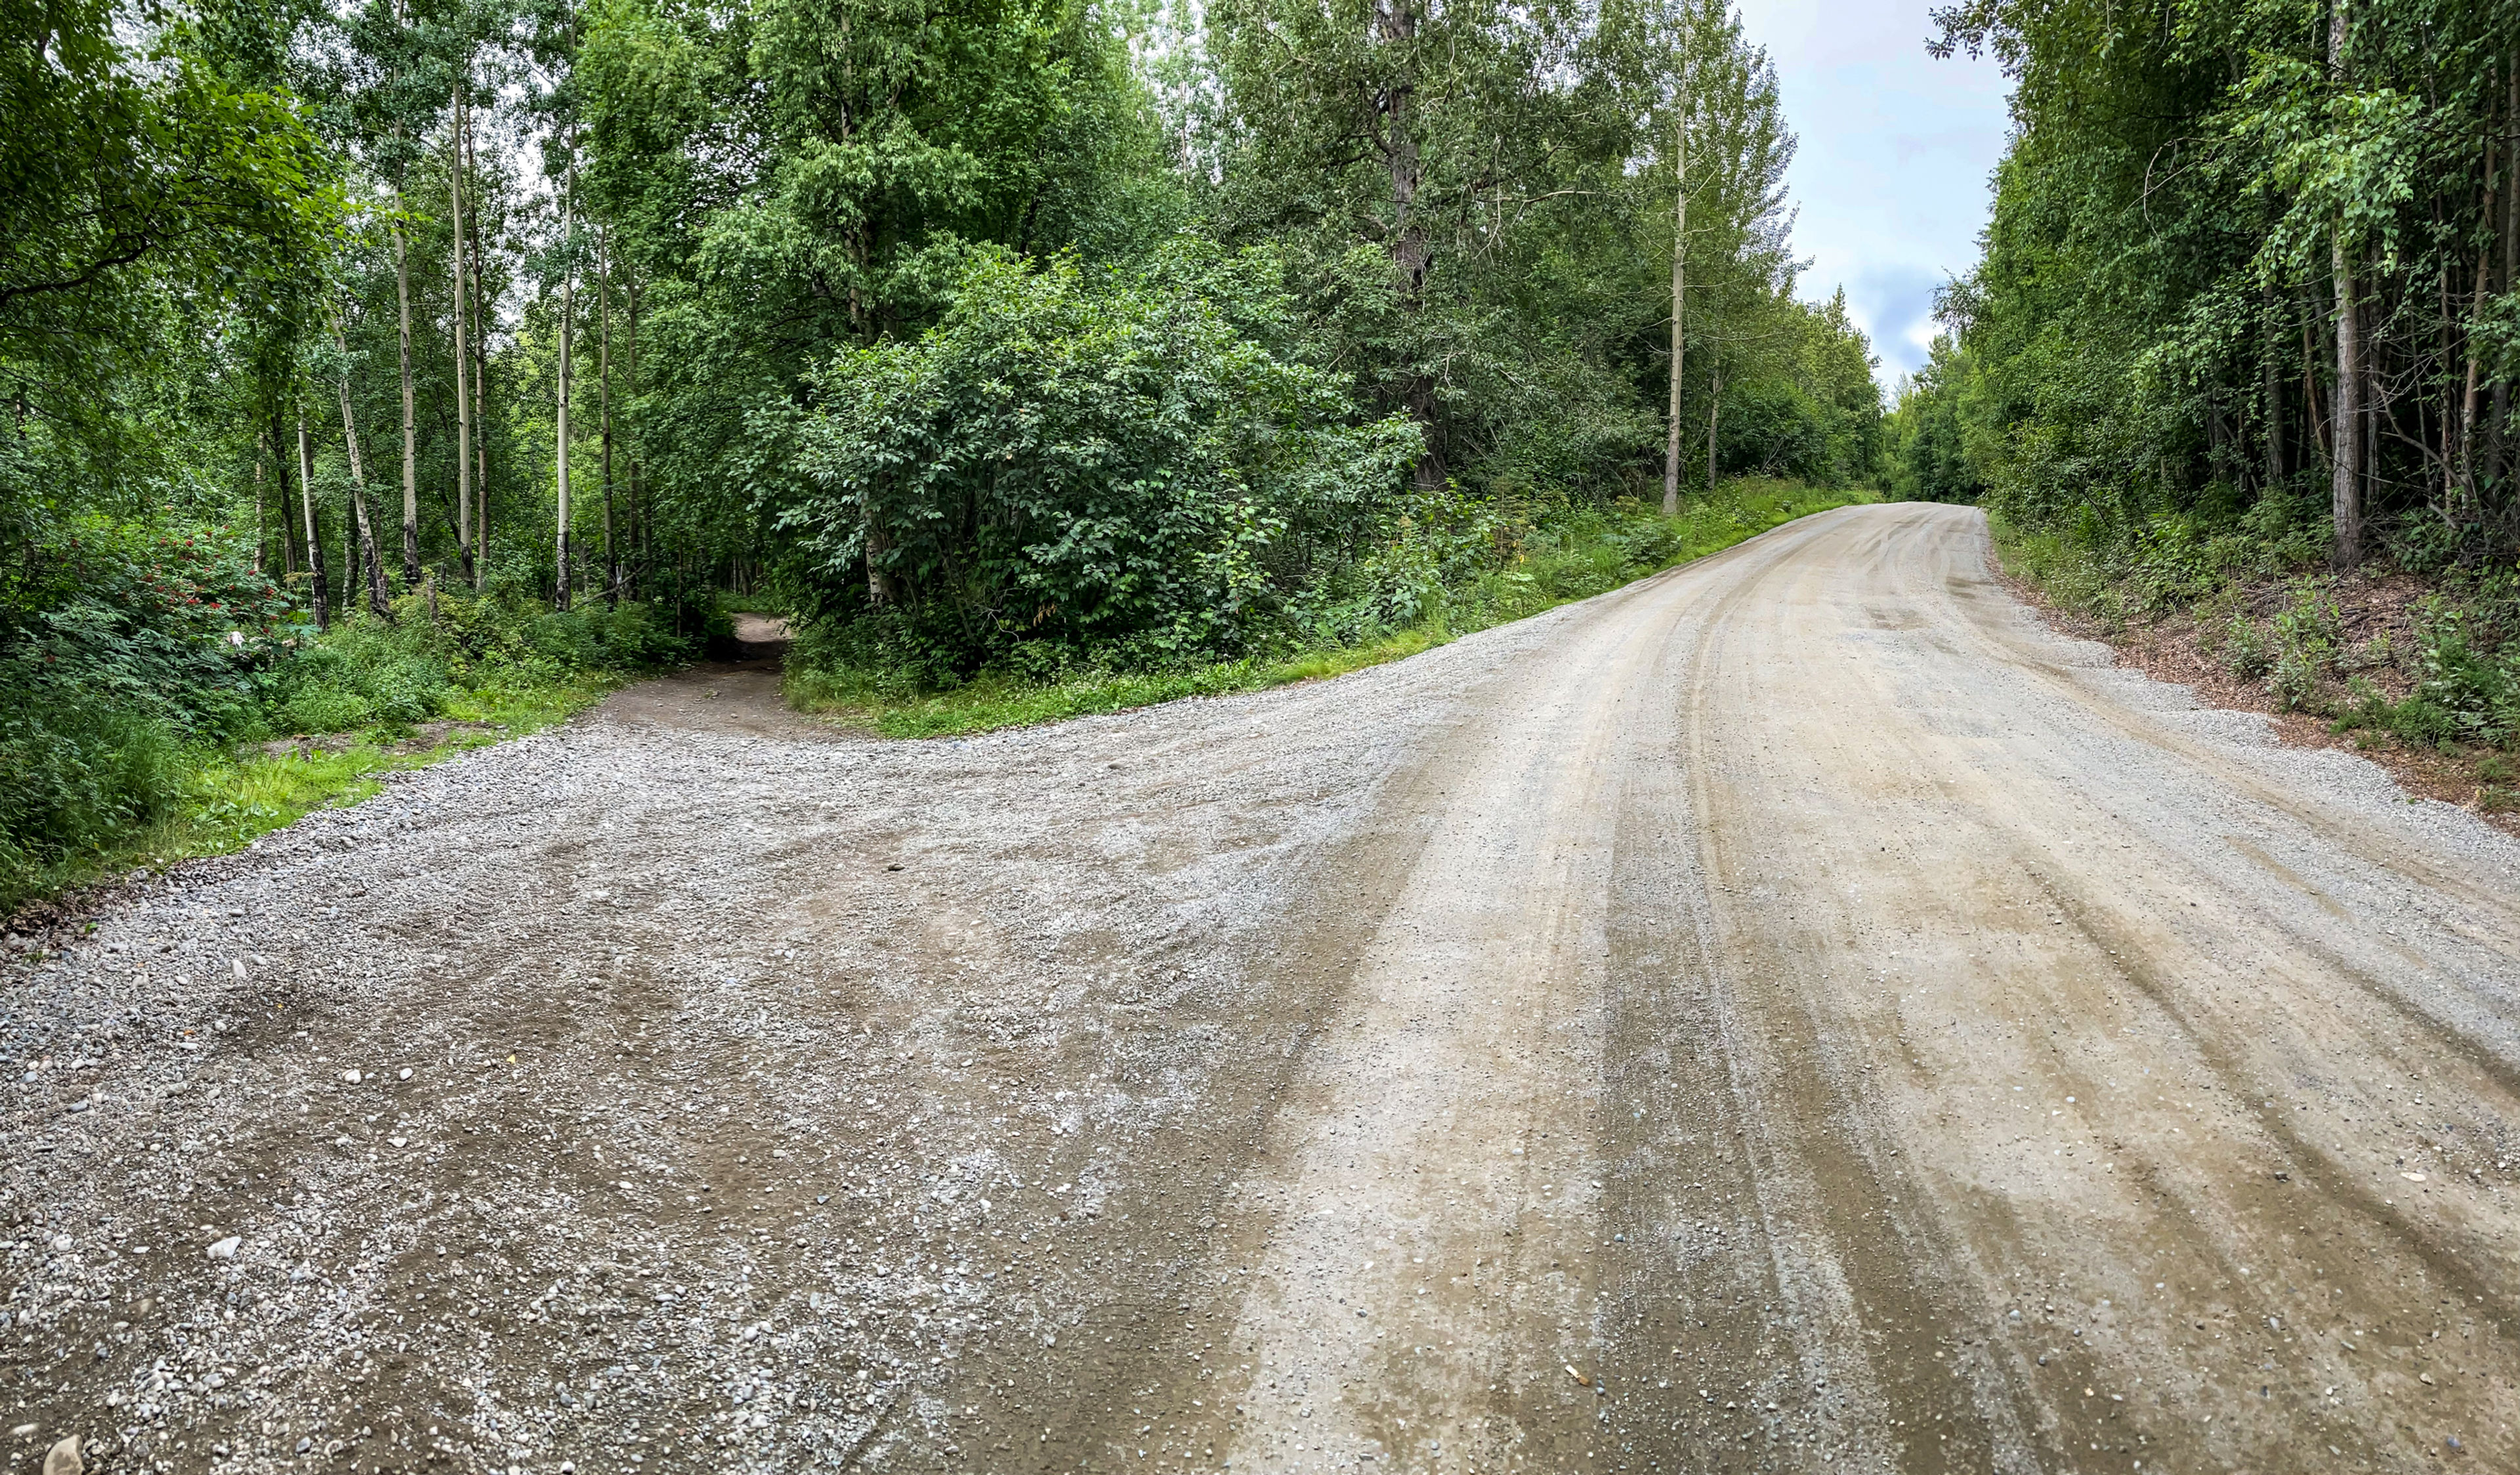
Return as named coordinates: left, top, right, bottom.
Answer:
left=5, top=505, right=2517, bottom=1474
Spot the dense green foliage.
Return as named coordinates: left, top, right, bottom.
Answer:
left=1, top=0, right=1889, bottom=906
left=1885, top=336, right=1983, bottom=504
left=0, top=516, right=686, bottom=905
left=776, top=246, right=1422, bottom=675
left=1909, top=0, right=2520, bottom=749
left=793, top=476, right=1878, bottom=736
left=577, top=0, right=1888, bottom=678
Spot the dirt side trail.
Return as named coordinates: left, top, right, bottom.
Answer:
left=3, top=503, right=2515, bottom=1475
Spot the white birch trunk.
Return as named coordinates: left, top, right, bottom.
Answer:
left=450, top=81, right=475, bottom=587
left=392, top=199, right=419, bottom=587
left=297, top=408, right=331, bottom=632
left=2328, top=0, right=2362, bottom=569
left=331, top=314, right=394, bottom=620
left=555, top=186, right=574, bottom=613
left=1662, top=87, right=1688, bottom=517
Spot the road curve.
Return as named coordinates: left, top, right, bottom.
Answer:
left=1196, top=501, right=2520, bottom=1473
left=2, top=503, right=2515, bottom=1475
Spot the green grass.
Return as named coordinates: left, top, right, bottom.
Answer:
left=10, top=670, right=625, bottom=917
left=794, top=477, right=1879, bottom=739
left=1986, top=520, right=2126, bottom=626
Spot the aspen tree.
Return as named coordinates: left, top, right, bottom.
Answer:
left=463, top=91, right=491, bottom=585
left=555, top=173, right=575, bottom=612
left=1662, top=66, right=1688, bottom=518
left=625, top=270, right=641, bottom=597
left=598, top=224, right=615, bottom=603
left=329, top=307, right=394, bottom=619
left=274, top=411, right=299, bottom=580
left=252, top=439, right=266, bottom=575
left=390, top=0, right=419, bottom=587
left=297, top=407, right=330, bottom=632
left=392, top=199, right=419, bottom=587
left=450, top=80, right=475, bottom=587
left=2328, top=0, right=2361, bottom=569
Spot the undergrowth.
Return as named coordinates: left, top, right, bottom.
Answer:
left=10, top=669, right=627, bottom=905
left=1992, top=500, right=2520, bottom=805
left=790, top=478, right=1874, bottom=738
left=2, top=534, right=686, bottom=916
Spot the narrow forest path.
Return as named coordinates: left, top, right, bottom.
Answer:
left=3, top=504, right=2515, bottom=1475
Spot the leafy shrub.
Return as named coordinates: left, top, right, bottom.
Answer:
left=2387, top=513, right=2466, bottom=576
left=0, top=690, right=186, bottom=908
left=0, top=515, right=696, bottom=906
left=0, top=521, right=297, bottom=904
left=2268, top=579, right=2342, bottom=713
left=3, top=522, right=298, bottom=738
left=774, top=242, right=1421, bottom=674
left=257, top=589, right=692, bottom=736
left=2327, top=606, right=2519, bottom=751
left=2127, top=514, right=2224, bottom=612
left=2220, top=612, right=2272, bottom=680
left=2408, top=606, right=2518, bottom=746
left=2235, top=486, right=2330, bottom=569
left=1302, top=486, right=1531, bottom=640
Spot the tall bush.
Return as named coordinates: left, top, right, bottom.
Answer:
left=771, top=245, right=1421, bottom=674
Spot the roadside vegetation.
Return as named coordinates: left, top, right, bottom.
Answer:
left=0, top=560, right=689, bottom=914
left=5, top=0, right=1893, bottom=915
left=793, top=478, right=1872, bottom=738
left=1993, top=514, right=2520, bottom=812
left=1890, top=1, right=2519, bottom=811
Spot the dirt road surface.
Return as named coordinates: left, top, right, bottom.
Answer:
left=5, top=503, right=2516, bottom=1474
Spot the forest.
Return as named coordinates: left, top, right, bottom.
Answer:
left=1894, top=0, right=2520, bottom=774
left=0, top=0, right=1885, bottom=905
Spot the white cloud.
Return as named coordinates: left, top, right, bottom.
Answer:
left=1734, top=0, right=2012, bottom=383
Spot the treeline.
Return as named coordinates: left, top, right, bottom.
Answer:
left=1, top=0, right=1885, bottom=896
left=1898, top=0, right=2520, bottom=569
left=591, top=0, right=1883, bottom=670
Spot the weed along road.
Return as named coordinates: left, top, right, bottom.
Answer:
left=5, top=502, right=2518, bottom=1474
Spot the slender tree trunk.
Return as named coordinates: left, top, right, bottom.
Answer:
left=252, top=442, right=266, bottom=575
left=1662, top=89, right=1688, bottom=517
left=555, top=181, right=575, bottom=613
left=2460, top=152, right=2493, bottom=512
left=274, top=412, right=299, bottom=579
left=599, top=226, right=616, bottom=603
left=865, top=522, right=896, bottom=605
left=392, top=198, right=419, bottom=587
left=297, top=408, right=330, bottom=632
left=2332, top=237, right=2362, bottom=568
left=345, top=484, right=358, bottom=609
left=1707, top=357, right=1722, bottom=493
left=1374, top=0, right=1442, bottom=491
left=1376, top=0, right=1426, bottom=294
left=331, top=316, right=394, bottom=620
left=2494, top=60, right=2517, bottom=491
left=627, top=274, right=643, bottom=598
left=462, top=93, right=490, bottom=588
left=2262, top=284, right=2286, bottom=490
left=2329, top=0, right=2362, bottom=569
left=450, top=82, right=476, bottom=587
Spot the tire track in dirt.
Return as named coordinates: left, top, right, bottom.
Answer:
left=7, top=507, right=2517, bottom=1475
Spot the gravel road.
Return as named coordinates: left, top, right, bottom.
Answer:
left=4, top=503, right=2516, bottom=1475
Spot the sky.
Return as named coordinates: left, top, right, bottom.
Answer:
left=1732, top=0, right=2014, bottom=386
